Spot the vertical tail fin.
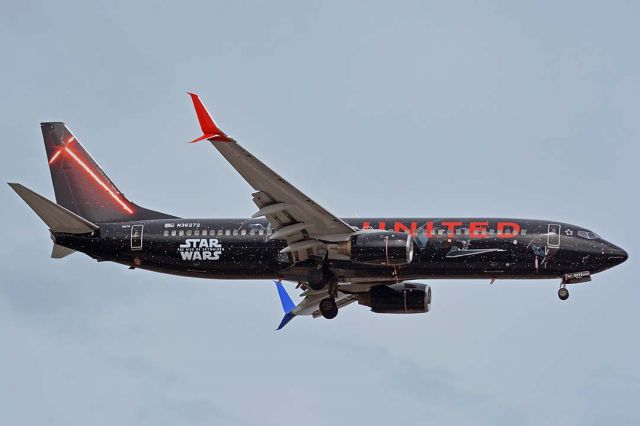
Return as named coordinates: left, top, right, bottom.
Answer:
left=42, top=122, right=176, bottom=222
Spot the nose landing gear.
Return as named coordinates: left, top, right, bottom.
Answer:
left=558, top=286, right=569, bottom=301
left=557, top=271, right=591, bottom=301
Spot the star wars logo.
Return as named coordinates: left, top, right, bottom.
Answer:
left=178, top=238, right=223, bottom=261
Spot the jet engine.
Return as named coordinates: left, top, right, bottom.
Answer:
left=337, top=231, right=414, bottom=266
left=357, top=283, right=431, bottom=314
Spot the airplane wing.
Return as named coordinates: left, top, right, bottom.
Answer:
left=188, top=93, right=355, bottom=262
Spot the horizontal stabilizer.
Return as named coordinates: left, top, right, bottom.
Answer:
left=8, top=183, right=99, bottom=234
left=51, top=243, right=76, bottom=259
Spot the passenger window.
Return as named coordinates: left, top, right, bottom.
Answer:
left=225, top=230, right=231, bottom=236
left=179, top=230, right=184, bottom=236
left=267, top=229, right=272, bottom=235
left=250, top=229, right=256, bottom=236
left=194, top=230, right=200, bottom=236
left=186, top=230, right=192, bottom=236
left=258, top=230, right=264, bottom=236
left=521, top=229, right=527, bottom=235
left=163, top=230, right=169, bottom=236
left=241, top=230, right=247, bottom=235
left=202, top=230, right=207, bottom=236
left=218, top=230, right=223, bottom=236
left=233, top=230, right=238, bottom=236
left=171, top=230, right=177, bottom=236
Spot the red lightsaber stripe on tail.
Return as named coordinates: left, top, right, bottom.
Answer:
left=48, top=150, right=62, bottom=164
left=64, top=147, right=134, bottom=214
left=48, top=136, right=76, bottom=164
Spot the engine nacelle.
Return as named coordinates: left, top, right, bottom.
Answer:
left=357, top=283, right=431, bottom=314
left=337, top=231, right=414, bottom=266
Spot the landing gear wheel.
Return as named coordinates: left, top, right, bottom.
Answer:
left=319, top=297, right=338, bottom=319
left=307, top=268, right=326, bottom=290
left=558, top=287, right=569, bottom=301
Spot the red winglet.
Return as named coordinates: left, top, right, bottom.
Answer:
left=187, top=92, right=232, bottom=143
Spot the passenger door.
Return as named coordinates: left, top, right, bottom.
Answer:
left=131, top=224, right=144, bottom=251
left=547, top=224, right=561, bottom=249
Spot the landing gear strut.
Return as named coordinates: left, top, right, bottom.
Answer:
left=309, top=254, right=339, bottom=319
left=558, top=286, right=569, bottom=301
left=307, top=254, right=334, bottom=291
left=307, top=268, right=327, bottom=290
left=319, top=297, right=338, bottom=319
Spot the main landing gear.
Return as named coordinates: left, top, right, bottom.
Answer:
left=307, top=268, right=327, bottom=290
left=319, top=297, right=338, bottom=319
left=307, top=254, right=335, bottom=291
left=319, top=279, right=339, bottom=320
left=308, top=255, right=339, bottom=319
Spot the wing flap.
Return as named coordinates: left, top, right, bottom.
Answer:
left=251, top=202, right=291, bottom=218
left=212, top=140, right=352, bottom=235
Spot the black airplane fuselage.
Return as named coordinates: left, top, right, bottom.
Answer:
left=10, top=105, right=629, bottom=326
left=54, top=217, right=627, bottom=283
left=11, top=113, right=630, bottom=325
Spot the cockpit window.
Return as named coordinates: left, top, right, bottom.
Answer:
left=577, top=230, right=599, bottom=240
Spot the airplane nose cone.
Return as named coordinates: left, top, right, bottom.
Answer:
left=607, top=244, right=628, bottom=267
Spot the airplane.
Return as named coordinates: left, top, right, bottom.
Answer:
left=9, top=93, right=628, bottom=329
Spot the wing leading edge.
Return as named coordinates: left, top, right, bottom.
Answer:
left=187, top=93, right=355, bottom=262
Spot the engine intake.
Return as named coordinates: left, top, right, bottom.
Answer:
left=358, top=283, right=431, bottom=314
left=337, top=231, right=414, bottom=266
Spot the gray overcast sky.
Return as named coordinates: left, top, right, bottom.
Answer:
left=1, top=1, right=638, bottom=424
